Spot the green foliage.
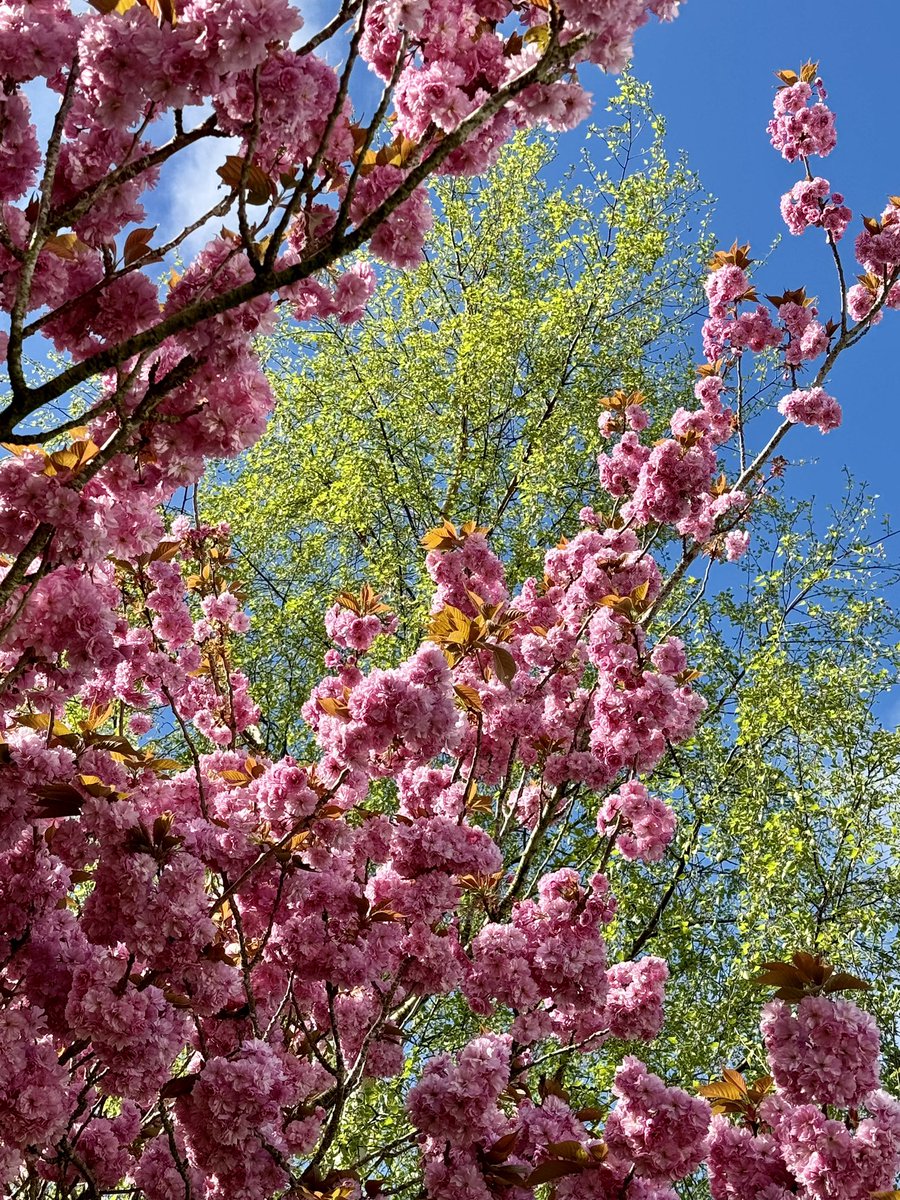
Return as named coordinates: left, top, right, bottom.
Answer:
left=205, top=76, right=712, bottom=754
left=603, top=487, right=900, bottom=1094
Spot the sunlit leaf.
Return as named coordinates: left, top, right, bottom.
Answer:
left=453, top=682, right=483, bottom=713
left=491, top=644, right=517, bottom=687
left=217, top=156, right=275, bottom=206
left=123, top=226, right=158, bottom=266
left=43, top=232, right=85, bottom=260
left=525, top=1159, right=584, bottom=1186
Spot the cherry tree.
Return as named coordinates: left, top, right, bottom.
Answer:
left=0, top=0, right=680, bottom=658
left=1, top=0, right=900, bottom=1192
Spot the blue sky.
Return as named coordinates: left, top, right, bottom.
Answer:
left=596, top=0, right=900, bottom=522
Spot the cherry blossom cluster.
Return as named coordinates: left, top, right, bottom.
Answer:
left=768, top=72, right=837, bottom=162
left=777, top=386, right=842, bottom=434
left=408, top=1040, right=711, bottom=1200
left=770, top=64, right=900, bottom=380
left=0, top=0, right=683, bottom=715
left=0, top=506, right=709, bottom=1197
left=780, top=177, right=851, bottom=241
left=708, top=988, right=900, bottom=1200
left=323, top=603, right=398, bottom=655
left=597, top=780, right=677, bottom=862
left=596, top=368, right=750, bottom=556
left=846, top=200, right=900, bottom=321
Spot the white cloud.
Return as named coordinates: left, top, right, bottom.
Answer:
left=22, top=79, right=66, bottom=158
left=156, top=111, right=240, bottom=261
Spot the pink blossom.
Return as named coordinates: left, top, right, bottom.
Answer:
left=847, top=283, right=882, bottom=323
left=407, top=1034, right=512, bottom=1144
left=777, top=387, right=842, bottom=433
left=0, top=1006, right=75, bottom=1159
left=604, top=956, right=668, bottom=1041
left=761, top=995, right=881, bottom=1109
left=855, top=206, right=900, bottom=275
left=764, top=1088, right=900, bottom=1200
left=768, top=80, right=837, bottom=161
left=605, top=1055, right=711, bottom=1180
left=780, top=176, right=851, bottom=240
left=707, top=1117, right=794, bottom=1200
left=724, top=530, right=750, bottom=561
left=325, top=603, right=397, bottom=652
left=598, top=780, right=677, bottom=863
left=705, top=265, right=750, bottom=314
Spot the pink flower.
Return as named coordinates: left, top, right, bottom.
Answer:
left=724, top=530, right=750, bottom=562
left=605, top=1055, right=711, bottom=1180
left=768, top=80, right=837, bottom=161
left=705, top=265, right=750, bottom=314
left=407, top=1034, right=512, bottom=1144
left=777, top=387, right=842, bottom=433
left=597, top=780, right=677, bottom=863
left=706, top=1117, right=794, bottom=1200
left=847, top=283, right=882, bottom=323
left=604, top=957, right=668, bottom=1041
left=324, top=603, right=397, bottom=652
left=780, top=177, right=851, bottom=240
left=128, top=711, right=154, bottom=736
left=761, top=995, right=881, bottom=1108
